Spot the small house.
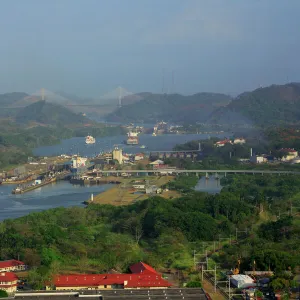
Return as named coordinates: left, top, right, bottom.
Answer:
left=0, top=260, right=27, bottom=272
left=230, top=274, right=255, bottom=289
left=0, top=272, right=18, bottom=293
left=233, top=138, right=246, bottom=144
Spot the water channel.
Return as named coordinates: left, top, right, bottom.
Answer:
left=0, top=181, right=113, bottom=221
left=33, top=133, right=228, bottom=157
left=1, top=133, right=227, bottom=221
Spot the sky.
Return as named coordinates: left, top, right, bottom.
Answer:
left=0, top=0, right=300, bottom=98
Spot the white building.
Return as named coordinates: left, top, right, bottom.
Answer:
left=250, top=155, right=267, bottom=164
left=72, top=157, right=88, bottom=168
left=112, top=148, right=123, bottom=164
left=0, top=260, right=26, bottom=273
left=134, top=153, right=144, bottom=161
left=146, top=185, right=158, bottom=194
left=280, top=148, right=298, bottom=161
left=132, top=184, right=145, bottom=189
left=230, top=275, right=255, bottom=289
left=233, top=138, right=246, bottom=144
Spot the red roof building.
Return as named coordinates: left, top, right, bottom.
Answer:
left=0, top=272, right=19, bottom=293
left=215, top=139, right=232, bottom=147
left=48, top=263, right=171, bottom=291
left=130, top=262, right=157, bottom=275
left=0, top=260, right=26, bottom=272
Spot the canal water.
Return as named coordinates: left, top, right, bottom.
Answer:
left=33, top=133, right=228, bottom=157
left=0, top=181, right=112, bottom=221
left=0, top=133, right=228, bottom=221
left=195, top=176, right=223, bottom=194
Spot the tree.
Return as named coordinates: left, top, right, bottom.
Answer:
left=0, top=290, right=8, bottom=298
left=186, top=281, right=202, bottom=288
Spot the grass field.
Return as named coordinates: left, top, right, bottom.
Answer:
left=91, top=175, right=180, bottom=206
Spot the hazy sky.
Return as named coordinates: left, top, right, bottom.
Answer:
left=0, top=0, right=300, bottom=97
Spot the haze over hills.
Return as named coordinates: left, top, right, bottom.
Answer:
left=107, top=92, right=232, bottom=123
left=2, top=83, right=300, bottom=126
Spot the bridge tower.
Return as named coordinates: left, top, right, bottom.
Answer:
left=118, top=86, right=122, bottom=108
left=41, top=88, right=45, bottom=101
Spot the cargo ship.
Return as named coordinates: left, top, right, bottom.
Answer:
left=126, top=131, right=139, bottom=145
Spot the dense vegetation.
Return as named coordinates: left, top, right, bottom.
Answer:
left=0, top=173, right=299, bottom=288
left=107, top=92, right=231, bottom=123
left=209, top=83, right=300, bottom=126
left=214, top=175, right=300, bottom=275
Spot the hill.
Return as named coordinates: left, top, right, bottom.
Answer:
left=208, top=83, right=300, bottom=126
left=0, top=92, right=29, bottom=106
left=107, top=92, right=232, bottom=123
left=0, top=92, right=29, bottom=117
left=16, top=101, right=89, bottom=126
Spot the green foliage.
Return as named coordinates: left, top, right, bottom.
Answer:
left=0, top=290, right=8, bottom=298
left=166, top=175, right=199, bottom=192
left=186, top=281, right=202, bottom=288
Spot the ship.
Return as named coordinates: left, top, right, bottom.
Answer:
left=140, top=145, right=146, bottom=149
left=85, top=135, right=96, bottom=144
left=126, top=131, right=139, bottom=145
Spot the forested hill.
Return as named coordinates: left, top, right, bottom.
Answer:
left=107, top=92, right=232, bottom=123
left=16, top=101, right=89, bottom=126
left=208, top=83, right=300, bottom=126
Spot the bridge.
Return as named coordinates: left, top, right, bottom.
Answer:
left=95, top=169, right=300, bottom=176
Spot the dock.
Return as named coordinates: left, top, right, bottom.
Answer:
left=11, top=172, right=70, bottom=194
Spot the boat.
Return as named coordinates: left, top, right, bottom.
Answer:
left=152, top=132, right=156, bottom=136
left=126, top=131, right=139, bottom=145
left=140, top=145, right=146, bottom=149
left=85, top=135, right=96, bottom=144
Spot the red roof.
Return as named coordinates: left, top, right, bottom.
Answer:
left=53, top=262, right=170, bottom=288
left=0, top=272, right=18, bottom=283
left=130, top=262, right=157, bottom=275
left=280, top=148, right=297, bottom=153
left=0, top=260, right=25, bottom=269
left=53, top=273, right=171, bottom=288
left=216, top=140, right=231, bottom=145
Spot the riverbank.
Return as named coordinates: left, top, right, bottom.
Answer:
left=90, top=175, right=179, bottom=206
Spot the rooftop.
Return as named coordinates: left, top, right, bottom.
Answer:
left=0, top=272, right=18, bottom=282
left=0, top=259, right=25, bottom=269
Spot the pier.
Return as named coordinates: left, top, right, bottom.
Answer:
left=12, top=172, right=70, bottom=194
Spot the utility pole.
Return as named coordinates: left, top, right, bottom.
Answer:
left=228, top=277, right=231, bottom=300
left=214, top=264, right=217, bottom=293
left=193, top=250, right=196, bottom=267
